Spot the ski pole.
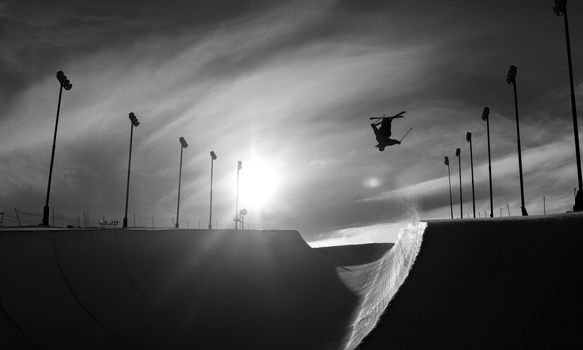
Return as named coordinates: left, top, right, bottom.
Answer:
left=400, top=127, right=413, bottom=142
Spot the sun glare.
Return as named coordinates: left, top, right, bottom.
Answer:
left=240, top=160, right=281, bottom=212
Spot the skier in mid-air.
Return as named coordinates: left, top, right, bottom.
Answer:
left=370, top=111, right=408, bottom=151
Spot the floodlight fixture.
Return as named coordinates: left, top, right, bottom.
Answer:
left=506, top=65, right=517, bottom=85
left=553, top=0, right=567, bottom=16
left=179, top=136, right=188, bottom=148
left=56, top=70, right=72, bottom=90
left=481, top=107, right=490, bottom=121
left=129, top=112, right=140, bottom=127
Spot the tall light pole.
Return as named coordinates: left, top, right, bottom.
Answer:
left=234, top=160, right=242, bottom=229
left=208, top=151, right=217, bottom=229
left=482, top=107, right=494, bottom=217
left=240, top=208, right=247, bottom=230
left=123, top=112, right=140, bottom=228
left=466, top=132, right=476, bottom=218
left=175, top=137, right=188, bottom=228
left=444, top=156, right=454, bottom=219
left=42, top=71, right=72, bottom=226
left=506, top=65, right=528, bottom=216
left=553, top=0, right=583, bottom=211
left=456, top=148, right=463, bottom=218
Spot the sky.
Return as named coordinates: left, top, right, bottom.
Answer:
left=1, top=0, right=582, bottom=245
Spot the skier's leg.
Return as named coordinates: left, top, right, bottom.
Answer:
left=371, top=123, right=380, bottom=137
left=380, top=118, right=392, bottom=138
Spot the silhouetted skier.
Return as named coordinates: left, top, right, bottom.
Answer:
left=370, top=114, right=405, bottom=151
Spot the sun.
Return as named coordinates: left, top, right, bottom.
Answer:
left=239, top=160, right=281, bottom=212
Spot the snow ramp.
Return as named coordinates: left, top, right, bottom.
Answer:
left=359, top=213, right=583, bottom=349
left=0, top=228, right=409, bottom=349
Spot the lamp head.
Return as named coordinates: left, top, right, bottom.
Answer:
left=129, top=112, right=140, bottom=126
left=56, top=71, right=73, bottom=90
left=553, top=0, right=567, bottom=16
left=506, top=65, right=517, bottom=85
left=481, top=107, right=490, bottom=121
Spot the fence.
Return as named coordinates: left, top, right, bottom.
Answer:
left=0, top=206, right=260, bottom=230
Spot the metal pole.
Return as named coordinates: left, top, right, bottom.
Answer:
left=176, top=145, right=184, bottom=228
left=209, top=157, right=214, bottom=229
left=562, top=9, right=583, bottom=211
left=447, top=164, right=453, bottom=219
left=123, top=123, right=134, bottom=228
left=235, top=162, right=241, bottom=229
left=14, top=208, right=21, bottom=227
left=469, top=136, right=476, bottom=218
left=486, top=116, right=494, bottom=217
left=512, top=76, right=528, bottom=216
left=457, top=151, right=463, bottom=218
left=543, top=196, right=546, bottom=215
left=43, top=85, right=63, bottom=226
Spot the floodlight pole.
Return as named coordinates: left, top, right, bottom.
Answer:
left=208, top=151, right=217, bottom=229
left=175, top=143, right=184, bottom=228
left=483, top=108, right=494, bottom=217
left=235, top=161, right=242, bottom=230
left=43, top=71, right=72, bottom=226
left=123, top=113, right=139, bottom=228
left=554, top=1, right=583, bottom=211
left=456, top=148, right=463, bottom=218
left=467, top=132, right=476, bottom=218
left=42, top=85, right=63, bottom=226
left=445, top=157, right=454, bottom=219
left=507, top=65, right=528, bottom=216
left=175, top=137, right=188, bottom=228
